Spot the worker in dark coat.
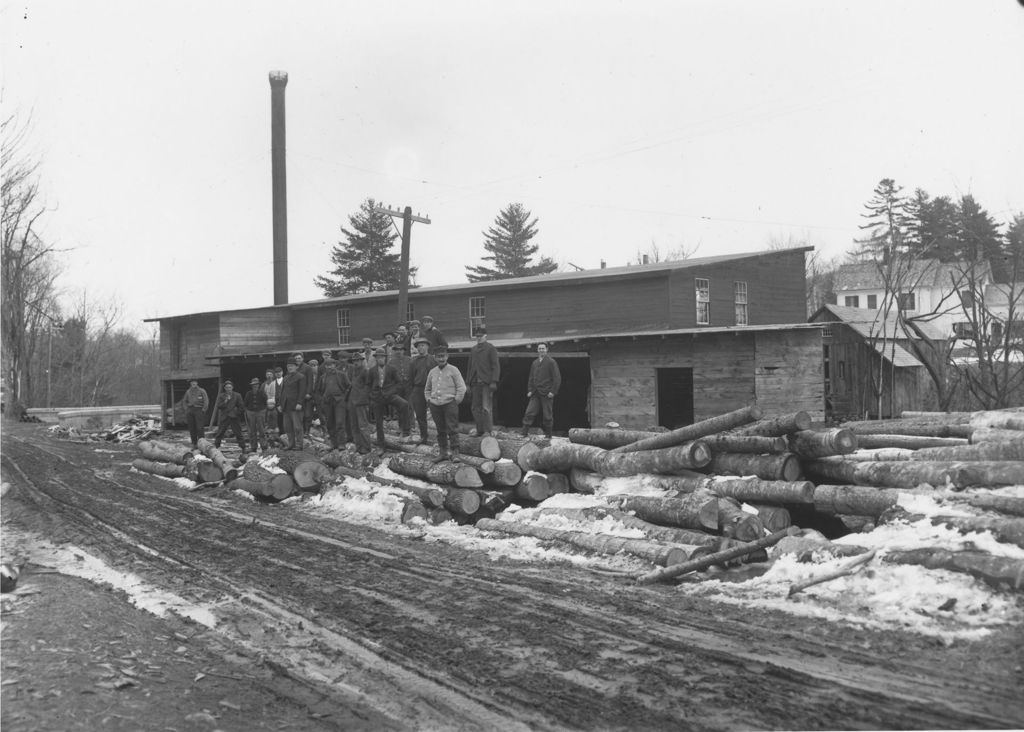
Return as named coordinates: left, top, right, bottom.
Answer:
left=346, top=351, right=372, bottom=453
left=408, top=337, right=433, bottom=444
left=279, top=362, right=306, bottom=450
left=182, top=378, right=209, bottom=448
left=243, top=377, right=269, bottom=452
left=420, top=315, right=448, bottom=355
left=466, top=326, right=500, bottom=436
left=365, top=349, right=410, bottom=450
left=520, top=343, right=561, bottom=438
left=317, top=359, right=351, bottom=449
left=213, top=380, right=246, bottom=452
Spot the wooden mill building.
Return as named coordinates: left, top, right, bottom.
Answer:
left=148, top=248, right=824, bottom=431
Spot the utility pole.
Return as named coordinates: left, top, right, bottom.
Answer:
left=373, top=204, right=431, bottom=325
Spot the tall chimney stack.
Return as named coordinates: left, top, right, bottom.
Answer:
left=269, top=71, right=289, bottom=305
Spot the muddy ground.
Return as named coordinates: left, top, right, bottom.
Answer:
left=2, top=422, right=1023, bottom=731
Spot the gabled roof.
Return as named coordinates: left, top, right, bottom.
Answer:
left=835, top=258, right=991, bottom=291
left=813, top=303, right=947, bottom=341
left=870, top=341, right=923, bottom=368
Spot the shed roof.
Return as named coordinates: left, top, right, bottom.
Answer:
left=813, top=303, right=947, bottom=341
left=871, top=341, right=923, bottom=368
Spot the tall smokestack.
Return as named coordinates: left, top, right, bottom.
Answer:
left=269, top=71, right=289, bottom=305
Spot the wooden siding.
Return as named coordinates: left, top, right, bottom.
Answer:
left=220, top=308, right=292, bottom=350
left=668, top=249, right=807, bottom=327
left=589, top=333, right=757, bottom=429
left=158, top=315, right=220, bottom=380
left=754, top=329, right=824, bottom=420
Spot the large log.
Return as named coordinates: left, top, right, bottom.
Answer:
left=611, top=405, right=762, bottom=454
left=472, top=490, right=510, bottom=519
left=481, top=461, right=523, bottom=487
left=568, top=428, right=658, bottom=449
left=750, top=504, right=792, bottom=532
left=730, top=411, right=812, bottom=437
left=292, top=460, right=333, bottom=490
left=269, top=474, right=297, bottom=501
left=566, top=468, right=815, bottom=504
left=841, top=448, right=916, bottom=462
left=534, top=507, right=721, bottom=547
left=957, top=461, right=1024, bottom=487
left=443, top=488, right=482, bottom=517
left=856, top=434, right=968, bottom=450
left=231, top=475, right=275, bottom=499
left=138, top=440, right=194, bottom=465
left=196, top=438, right=238, bottom=481
left=637, top=527, right=798, bottom=584
left=453, top=434, right=502, bottom=460
left=786, top=429, right=857, bottom=459
left=475, top=518, right=693, bottom=567
left=400, top=500, right=429, bottom=524
left=841, top=419, right=972, bottom=439
left=613, top=493, right=719, bottom=532
left=716, top=498, right=765, bottom=541
left=183, top=459, right=224, bottom=484
left=516, top=473, right=552, bottom=502
left=899, top=410, right=974, bottom=422
left=321, top=448, right=382, bottom=471
left=813, top=484, right=901, bottom=517
left=931, top=515, right=1024, bottom=549
left=706, top=452, right=802, bottom=482
left=699, top=434, right=789, bottom=455
left=959, top=493, right=1024, bottom=518
left=329, top=464, right=446, bottom=509
left=970, top=428, right=1024, bottom=445
left=884, top=549, right=1024, bottom=591
left=525, top=441, right=712, bottom=477
left=387, top=453, right=483, bottom=488
left=802, top=459, right=972, bottom=489
left=546, top=472, right=570, bottom=494
left=969, top=411, right=1024, bottom=431
left=131, top=458, right=186, bottom=479
left=385, top=438, right=497, bottom=473
left=909, top=442, right=1024, bottom=462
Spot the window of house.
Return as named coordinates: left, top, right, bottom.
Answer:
left=695, top=278, right=710, bottom=325
left=734, top=281, right=748, bottom=325
left=899, top=292, right=916, bottom=312
left=820, top=326, right=833, bottom=338
left=992, top=321, right=1004, bottom=342
left=838, top=361, right=846, bottom=380
left=469, top=296, right=485, bottom=335
left=406, top=302, right=415, bottom=323
left=844, top=295, right=860, bottom=308
left=953, top=322, right=975, bottom=339
left=867, top=294, right=877, bottom=309
left=336, top=308, right=351, bottom=345
left=959, top=290, right=975, bottom=310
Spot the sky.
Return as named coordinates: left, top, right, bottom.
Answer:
left=2, top=0, right=1022, bottom=334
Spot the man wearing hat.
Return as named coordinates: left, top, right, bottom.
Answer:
left=520, top=343, right=561, bottom=438
left=243, top=376, right=269, bottom=453
left=407, top=320, right=422, bottom=342
left=425, top=346, right=466, bottom=461
left=467, top=326, right=500, bottom=436
left=280, top=361, right=306, bottom=450
left=317, top=359, right=351, bottom=449
left=420, top=315, right=447, bottom=355
left=389, top=340, right=412, bottom=403
left=346, top=350, right=372, bottom=453
left=408, top=337, right=433, bottom=443
left=381, top=330, right=397, bottom=362
left=360, top=337, right=376, bottom=370
left=213, top=380, right=246, bottom=452
left=365, top=348, right=411, bottom=450
left=183, top=378, right=209, bottom=448
left=394, top=324, right=409, bottom=350
left=273, top=366, right=285, bottom=435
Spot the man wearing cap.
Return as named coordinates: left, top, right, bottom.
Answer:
left=317, top=359, right=351, bottom=449
left=293, top=353, right=315, bottom=438
left=408, top=337, right=433, bottom=444
left=394, top=324, right=409, bottom=351
left=243, top=377, right=269, bottom=453
left=183, top=378, right=209, bottom=448
left=273, top=366, right=285, bottom=434
left=408, top=320, right=422, bottom=343
left=213, top=380, right=246, bottom=452
left=346, top=350, right=372, bottom=453
left=262, top=368, right=277, bottom=432
left=420, top=315, right=448, bottom=355
left=365, top=349, right=411, bottom=450
left=389, top=340, right=412, bottom=403
left=521, top=343, right=561, bottom=438
left=467, top=326, right=500, bottom=436
left=360, top=338, right=376, bottom=370
left=425, top=346, right=466, bottom=461
left=381, top=330, right=397, bottom=362
left=280, top=361, right=306, bottom=450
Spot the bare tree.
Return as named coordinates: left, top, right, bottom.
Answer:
left=1, top=113, right=61, bottom=418
left=633, top=239, right=697, bottom=265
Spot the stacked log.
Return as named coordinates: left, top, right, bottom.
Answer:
left=387, top=454, right=483, bottom=488
left=131, top=458, right=186, bottom=479
left=138, top=440, right=194, bottom=464
left=196, top=438, right=239, bottom=481
left=133, top=440, right=223, bottom=484
left=610, top=405, right=762, bottom=453
left=524, top=440, right=711, bottom=477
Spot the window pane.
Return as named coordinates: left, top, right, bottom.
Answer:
left=844, top=295, right=860, bottom=308
left=867, top=294, right=877, bottom=309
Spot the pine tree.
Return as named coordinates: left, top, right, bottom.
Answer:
left=855, top=179, right=915, bottom=263
left=953, top=194, right=1004, bottom=272
left=908, top=189, right=958, bottom=260
left=465, top=203, right=557, bottom=282
left=314, top=198, right=417, bottom=296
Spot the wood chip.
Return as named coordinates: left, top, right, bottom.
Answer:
left=218, top=700, right=242, bottom=711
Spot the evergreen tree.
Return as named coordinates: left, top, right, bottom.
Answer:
left=315, top=198, right=417, bottom=296
left=953, top=194, right=1004, bottom=273
left=465, top=203, right=557, bottom=282
left=854, top=179, right=914, bottom=263
left=908, top=189, right=958, bottom=260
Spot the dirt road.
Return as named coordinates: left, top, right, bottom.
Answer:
left=2, top=423, right=1023, bottom=730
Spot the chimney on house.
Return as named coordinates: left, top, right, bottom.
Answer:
left=600, top=259, right=606, bottom=269
left=642, top=254, right=650, bottom=265
left=269, top=71, right=289, bottom=305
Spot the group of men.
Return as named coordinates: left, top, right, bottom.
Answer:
left=181, top=314, right=562, bottom=461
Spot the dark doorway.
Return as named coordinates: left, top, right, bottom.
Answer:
left=656, top=368, right=694, bottom=429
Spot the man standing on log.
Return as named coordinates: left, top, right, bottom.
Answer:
left=346, top=351, right=372, bottom=454
left=366, top=349, right=411, bottom=451
left=521, top=343, right=560, bottom=438
left=243, top=377, right=269, bottom=453
left=183, top=378, right=209, bottom=449
left=262, top=369, right=277, bottom=437
left=213, top=380, right=246, bottom=453
left=280, top=361, right=305, bottom=451
left=293, top=353, right=315, bottom=436
left=273, top=366, right=285, bottom=436
left=467, top=326, right=500, bottom=437
left=390, top=342, right=412, bottom=402
left=409, top=337, right=433, bottom=444
left=420, top=315, right=448, bottom=355
left=318, top=358, right=351, bottom=450
left=425, top=346, right=466, bottom=462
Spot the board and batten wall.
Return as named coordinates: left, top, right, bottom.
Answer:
left=588, top=329, right=822, bottom=429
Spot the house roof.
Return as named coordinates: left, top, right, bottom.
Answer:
left=145, top=247, right=813, bottom=322
left=813, top=303, right=947, bottom=341
left=871, top=341, right=923, bottom=368
left=835, top=258, right=991, bottom=291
